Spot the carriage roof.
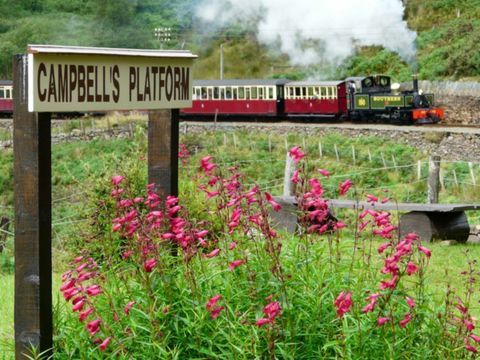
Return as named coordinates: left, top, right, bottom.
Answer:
left=285, top=80, right=345, bottom=86
left=193, top=79, right=290, bottom=87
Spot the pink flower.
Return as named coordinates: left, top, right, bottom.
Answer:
left=378, top=242, right=391, bottom=254
left=377, top=317, right=390, bottom=326
left=339, top=179, right=353, bottom=196
left=406, top=297, right=415, bottom=309
left=210, top=306, right=224, bottom=319
left=318, top=169, right=330, bottom=177
left=465, top=344, right=478, bottom=353
left=229, top=242, right=237, bottom=250
left=399, top=313, right=412, bottom=328
left=206, top=295, right=222, bottom=311
left=470, top=334, right=480, bottom=343
left=406, top=261, right=419, bottom=276
left=465, top=319, right=475, bottom=331
left=99, top=336, right=111, bottom=351
left=79, top=307, right=94, bottom=322
left=72, top=299, right=85, bottom=312
left=289, top=146, right=306, bottom=163
left=144, top=258, right=157, bottom=273
left=291, top=170, right=300, bottom=183
left=205, top=248, right=221, bottom=258
left=334, top=291, right=353, bottom=318
left=255, top=318, right=272, bottom=327
left=228, top=259, right=245, bottom=271
left=263, top=301, right=281, bottom=320
left=124, top=301, right=135, bottom=315
left=86, top=285, right=103, bottom=297
left=265, top=192, right=282, bottom=212
left=86, top=319, right=101, bottom=336
left=111, top=175, right=125, bottom=186
left=418, top=245, right=432, bottom=258
left=366, top=194, right=378, bottom=204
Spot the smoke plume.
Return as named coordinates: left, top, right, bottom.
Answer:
left=195, top=0, right=416, bottom=66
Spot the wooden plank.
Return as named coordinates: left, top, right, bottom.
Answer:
left=148, top=109, right=179, bottom=197
left=428, top=155, right=440, bottom=204
left=13, top=54, right=52, bottom=358
left=279, top=196, right=480, bottom=212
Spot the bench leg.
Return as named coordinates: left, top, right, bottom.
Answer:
left=400, top=211, right=469, bottom=243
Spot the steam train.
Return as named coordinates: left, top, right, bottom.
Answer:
left=180, top=75, right=444, bottom=125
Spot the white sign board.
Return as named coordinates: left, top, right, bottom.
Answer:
left=27, top=45, right=197, bottom=112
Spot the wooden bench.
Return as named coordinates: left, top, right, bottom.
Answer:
left=272, top=196, right=480, bottom=242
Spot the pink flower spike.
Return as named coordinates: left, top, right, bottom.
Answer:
left=406, top=261, right=419, bottom=276
left=291, top=170, right=300, bottom=183
left=228, top=259, right=245, bottom=271
left=465, top=344, right=478, bottom=354
left=366, top=194, right=378, bottom=203
left=111, top=175, right=125, bottom=186
left=339, top=179, right=353, bottom=196
left=334, top=291, right=353, bottom=319
left=377, top=317, right=390, bottom=326
left=79, top=307, right=94, bottom=322
left=470, top=334, right=480, bottom=343
left=229, top=242, right=237, bottom=250
left=86, top=285, right=103, bottom=297
left=318, top=169, right=330, bottom=177
left=124, top=301, right=135, bottom=315
left=255, top=318, right=272, bottom=327
left=86, top=319, right=101, bottom=336
left=406, top=297, right=415, bottom=309
left=144, top=258, right=157, bottom=273
left=205, top=248, right=221, bottom=258
left=399, top=313, right=412, bottom=328
left=206, top=295, right=222, bottom=311
left=288, top=146, right=306, bottom=163
left=418, top=245, right=432, bottom=258
left=377, top=242, right=391, bottom=254
left=99, top=336, right=111, bottom=351
left=210, top=306, right=224, bottom=319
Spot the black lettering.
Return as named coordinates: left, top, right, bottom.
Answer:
left=86, top=65, right=94, bottom=102
left=48, top=64, right=57, bottom=102
left=58, top=64, right=68, bottom=102
left=144, top=67, right=151, bottom=101
left=102, top=66, right=109, bottom=102
left=129, top=66, right=136, bottom=102
left=159, top=66, right=165, bottom=101
left=165, top=66, right=173, bottom=101
left=174, top=67, right=181, bottom=100
left=181, top=68, right=189, bottom=101
left=136, top=67, right=143, bottom=101
left=78, top=65, right=86, bottom=102
left=37, top=63, right=47, bottom=102
left=94, top=66, right=102, bottom=102
left=112, top=65, right=120, bottom=103
left=152, top=67, right=158, bottom=100
left=69, top=65, right=77, bottom=102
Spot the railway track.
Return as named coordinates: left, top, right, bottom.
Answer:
left=182, top=120, right=480, bottom=135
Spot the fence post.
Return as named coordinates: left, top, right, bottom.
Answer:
left=367, top=148, right=372, bottom=163
left=469, top=162, right=476, bottom=185
left=351, top=145, right=356, bottom=166
left=417, top=160, right=422, bottom=180
left=428, top=155, right=441, bottom=204
left=318, top=141, right=323, bottom=158
left=283, top=152, right=296, bottom=197
left=334, top=144, right=340, bottom=161
left=453, top=169, right=458, bottom=186
left=0, top=216, right=9, bottom=253
left=381, top=152, right=387, bottom=168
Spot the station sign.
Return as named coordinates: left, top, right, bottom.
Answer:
left=27, top=45, right=197, bottom=112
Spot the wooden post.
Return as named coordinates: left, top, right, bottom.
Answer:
left=318, top=141, right=323, bottom=158
left=284, top=136, right=288, bottom=151
left=283, top=152, right=296, bottom=197
left=13, top=54, right=53, bottom=359
left=417, top=160, right=422, bottom=180
left=469, top=162, right=476, bottom=185
left=0, top=216, right=9, bottom=253
left=453, top=169, right=458, bottom=186
left=367, top=148, right=372, bottom=163
left=148, top=109, right=179, bottom=197
left=351, top=145, right=356, bottom=166
left=428, top=155, right=441, bottom=204
left=381, top=152, right=387, bottom=168
left=334, top=144, right=340, bottom=161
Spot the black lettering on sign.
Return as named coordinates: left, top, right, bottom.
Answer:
left=181, top=67, right=189, bottom=101
left=102, top=66, right=110, bottom=102
left=152, top=67, right=158, bottom=100
left=174, top=67, right=181, bottom=100
left=129, top=66, right=136, bottom=102
left=69, top=65, right=77, bottom=102
left=94, top=66, right=101, bottom=102
left=48, top=64, right=57, bottom=102
left=136, top=67, right=143, bottom=101
left=144, top=67, right=151, bottom=102
left=86, top=65, right=94, bottom=102
left=159, top=66, right=165, bottom=101
left=58, top=65, right=68, bottom=103
left=112, top=65, right=120, bottom=103
left=165, top=66, right=173, bottom=101
left=78, top=65, right=86, bottom=102
left=37, top=62, right=47, bottom=102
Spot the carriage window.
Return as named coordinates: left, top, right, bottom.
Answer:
left=251, top=87, right=257, bottom=99
left=288, top=87, right=294, bottom=98
left=233, top=87, right=238, bottom=99
left=295, top=87, right=301, bottom=98
left=207, top=88, right=213, bottom=99
left=238, top=87, right=245, bottom=99
left=268, top=87, right=274, bottom=99
left=0, top=89, right=4, bottom=99
left=220, top=87, right=225, bottom=99
left=245, top=87, right=251, bottom=99
left=6, top=89, right=11, bottom=99
left=320, top=87, right=327, bottom=98
left=225, top=87, right=232, bottom=99
left=308, top=87, right=314, bottom=97
left=332, top=87, right=337, bottom=98
left=195, top=88, right=201, bottom=100
left=213, top=87, right=219, bottom=100
left=258, top=87, right=264, bottom=99
left=326, top=87, right=331, bottom=99
left=201, top=87, right=208, bottom=99
left=379, top=77, right=389, bottom=86
left=277, top=86, right=283, bottom=98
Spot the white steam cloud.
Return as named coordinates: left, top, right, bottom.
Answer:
left=195, top=0, right=416, bottom=66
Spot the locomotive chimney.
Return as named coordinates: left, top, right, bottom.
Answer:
left=412, top=74, right=419, bottom=93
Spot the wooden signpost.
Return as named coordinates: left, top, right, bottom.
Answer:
left=13, top=45, right=196, bottom=359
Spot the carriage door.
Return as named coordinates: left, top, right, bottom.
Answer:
left=276, top=85, right=285, bottom=117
